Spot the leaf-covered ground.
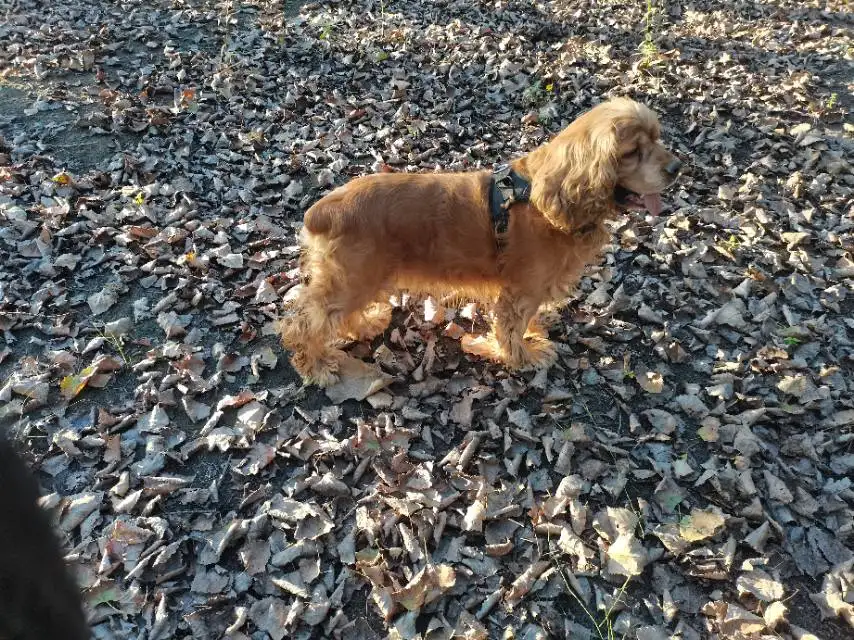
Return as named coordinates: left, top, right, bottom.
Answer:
left=1, top=0, right=853, bottom=638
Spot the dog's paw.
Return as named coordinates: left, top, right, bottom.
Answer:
left=306, top=367, right=340, bottom=388
left=462, top=333, right=556, bottom=371
left=343, top=303, right=392, bottom=341
left=292, top=350, right=343, bottom=387
left=521, top=337, right=558, bottom=370
left=526, top=310, right=562, bottom=338
left=501, top=336, right=557, bottom=371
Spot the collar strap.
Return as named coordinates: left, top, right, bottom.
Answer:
left=489, top=165, right=531, bottom=238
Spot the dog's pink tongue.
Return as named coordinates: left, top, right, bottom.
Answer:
left=643, top=193, right=663, bottom=216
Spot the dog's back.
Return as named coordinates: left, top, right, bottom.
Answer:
left=0, top=436, right=89, bottom=640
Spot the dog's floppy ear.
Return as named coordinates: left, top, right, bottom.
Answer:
left=526, top=114, right=619, bottom=232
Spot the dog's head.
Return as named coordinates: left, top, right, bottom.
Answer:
left=526, top=97, right=681, bottom=232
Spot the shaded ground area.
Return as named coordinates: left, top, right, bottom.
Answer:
left=0, top=0, right=853, bottom=639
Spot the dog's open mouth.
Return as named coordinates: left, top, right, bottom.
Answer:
left=614, top=186, right=663, bottom=216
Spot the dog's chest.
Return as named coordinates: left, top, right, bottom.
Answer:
left=539, top=232, right=606, bottom=301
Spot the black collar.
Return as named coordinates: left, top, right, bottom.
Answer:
left=489, top=165, right=531, bottom=239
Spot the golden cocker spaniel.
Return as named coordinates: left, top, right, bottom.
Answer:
left=280, top=97, right=681, bottom=386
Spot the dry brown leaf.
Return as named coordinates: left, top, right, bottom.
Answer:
left=325, top=356, right=393, bottom=403
left=680, top=508, right=726, bottom=542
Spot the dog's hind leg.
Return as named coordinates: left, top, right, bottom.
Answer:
left=279, top=236, right=388, bottom=386
left=279, top=288, right=346, bottom=387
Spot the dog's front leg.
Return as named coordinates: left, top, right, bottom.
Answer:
left=493, top=290, right=558, bottom=370
left=525, top=305, right=563, bottom=339
left=341, top=302, right=393, bottom=342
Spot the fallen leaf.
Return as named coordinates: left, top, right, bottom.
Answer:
left=325, top=356, right=393, bottom=403
left=680, top=508, right=726, bottom=542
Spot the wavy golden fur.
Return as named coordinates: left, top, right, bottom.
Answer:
left=280, top=97, right=679, bottom=386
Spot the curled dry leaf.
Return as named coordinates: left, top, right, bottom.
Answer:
left=504, top=561, right=550, bottom=608
left=87, top=289, right=118, bottom=315
left=325, top=356, right=393, bottom=403
left=607, top=533, right=649, bottom=577
left=718, top=603, right=767, bottom=636
left=248, top=597, right=290, bottom=640
left=462, top=498, right=486, bottom=533
left=392, top=563, right=456, bottom=612
left=810, top=560, right=854, bottom=629
left=638, top=371, right=664, bottom=394
left=736, top=568, right=785, bottom=602
left=680, top=509, right=727, bottom=543
left=59, top=355, right=122, bottom=400
left=764, top=601, right=788, bottom=630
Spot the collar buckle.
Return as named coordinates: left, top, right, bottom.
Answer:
left=489, top=165, right=531, bottom=241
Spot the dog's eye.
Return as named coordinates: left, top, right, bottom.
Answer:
left=621, top=148, right=639, bottom=159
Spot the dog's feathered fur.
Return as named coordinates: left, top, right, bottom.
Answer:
left=281, top=98, right=678, bottom=385
left=0, top=436, right=89, bottom=640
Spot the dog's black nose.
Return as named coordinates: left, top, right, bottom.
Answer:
left=665, top=158, right=683, bottom=175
